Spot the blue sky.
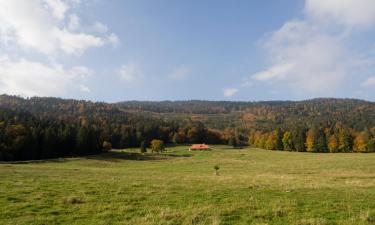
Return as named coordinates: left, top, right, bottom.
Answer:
left=0, top=0, right=374, bottom=102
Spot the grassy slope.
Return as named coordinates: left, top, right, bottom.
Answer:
left=0, top=146, right=375, bottom=225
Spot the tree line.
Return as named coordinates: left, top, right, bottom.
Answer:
left=0, top=95, right=374, bottom=161
left=247, top=125, right=375, bottom=153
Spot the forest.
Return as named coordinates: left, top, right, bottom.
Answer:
left=0, top=95, right=374, bottom=161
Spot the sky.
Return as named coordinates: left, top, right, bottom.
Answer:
left=0, top=0, right=375, bottom=102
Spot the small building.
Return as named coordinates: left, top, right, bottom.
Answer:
left=189, top=144, right=210, bottom=151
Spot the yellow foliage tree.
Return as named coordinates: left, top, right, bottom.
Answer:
left=305, top=129, right=315, bottom=152
left=282, top=131, right=293, bottom=151
left=353, top=132, right=368, bottom=152
left=265, top=131, right=277, bottom=150
left=327, top=135, right=338, bottom=153
left=150, top=139, right=164, bottom=153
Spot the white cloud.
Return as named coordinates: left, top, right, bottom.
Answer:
left=252, top=21, right=349, bottom=93
left=0, top=0, right=119, bottom=98
left=58, top=29, right=104, bottom=54
left=94, top=21, right=108, bottom=33
left=118, top=63, right=143, bottom=82
left=107, top=33, right=120, bottom=46
left=252, top=63, right=294, bottom=81
left=361, top=76, right=375, bottom=88
left=0, top=55, right=90, bottom=96
left=0, top=0, right=118, bottom=55
left=223, top=88, right=238, bottom=97
left=306, top=0, right=375, bottom=28
left=80, top=84, right=91, bottom=93
left=251, top=0, right=375, bottom=96
left=43, top=0, right=69, bottom=20
left=169, top=67, right=189, bottom=81
left=68, top=14, right=80, bottom=31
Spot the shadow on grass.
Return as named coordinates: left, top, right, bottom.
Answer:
left=0, top=149, right=194, bottom=164
left=84, top=150, right=192, bottom=162
left=0, top=158, right=69, bottom=164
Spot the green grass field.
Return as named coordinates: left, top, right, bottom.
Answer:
left=1, top=146, right=375, bottom=225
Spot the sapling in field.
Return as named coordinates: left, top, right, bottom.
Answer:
left=214, top=165, right=220, bottom=176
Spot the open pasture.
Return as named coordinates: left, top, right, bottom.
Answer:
left=1, top=146, right=375, bottom=225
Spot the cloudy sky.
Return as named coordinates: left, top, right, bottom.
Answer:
left=0, top=0, right=374, bottom=102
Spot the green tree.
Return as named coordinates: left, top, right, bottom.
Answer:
left=214, top=165, right=220, bottom=176
left=292, top=127, right=306, bottom=152
left=338, top=127, right=353, bottom=152
left=367, top=139, right=375, bottom=152
left=76, top=126, right=90, bottom=154
left=140, top=141, right=147, bottom=153
left=315, top=128, right=328, bottom=152
left=228, top=136, right=237, bottom=148
left=275, top=129, right=283, bottom=150
left=42, top=127, right=58, bottom=158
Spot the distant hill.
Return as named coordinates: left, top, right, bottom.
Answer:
left=116, top=98, right=375, bottom=130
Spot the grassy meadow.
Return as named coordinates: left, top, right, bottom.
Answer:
left=1, top=145, right=375, bottom=225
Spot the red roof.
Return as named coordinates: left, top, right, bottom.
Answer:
left=190, top=144, right=210, bottom=150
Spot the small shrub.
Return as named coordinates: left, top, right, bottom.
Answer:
left=214, top=165, right=220, bottom=176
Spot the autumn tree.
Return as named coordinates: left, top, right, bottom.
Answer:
left=305, top=129, right=315, bottom=152
left=282, top=131, right=293, bottom=151
left=150, top=139, right=164, bottom=153
left=327, top=135, right=338, bottom=153
left=248, top=132, right=255, bottom=146
left=305, top=127, right=327, bottom=152
left=265, top=130, right=282, bottom=150
left=353, top=131, right=369, bottom=152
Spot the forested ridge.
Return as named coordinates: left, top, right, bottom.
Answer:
left=1, top=95, right=375, bottom=161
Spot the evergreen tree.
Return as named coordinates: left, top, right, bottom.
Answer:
left=42, top=127, right=58, bottom=158
left=292, top=127, right=306, bottom=152
left=140, top=141, right=147, bottom=153
left=367, top=139, right=375, bottom=152
left=338, top=127, right=353, bottom=152
left=228, top=136, right=237, bottom=148
left=76, top=126, right=90, bottom=154
left=315, top=128, right=328, bottom=152
left=275, top=129, right=283, bottom=150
